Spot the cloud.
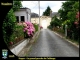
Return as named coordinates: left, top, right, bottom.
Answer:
left=21, top=1, right=66, bottom=16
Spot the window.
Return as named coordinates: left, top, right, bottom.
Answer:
left=21, top=16, right=25, bottom=22
left=16, top=16, right=19, bottom=23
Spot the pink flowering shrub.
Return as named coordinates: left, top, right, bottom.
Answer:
left=23, top=21, right=35, bottom=38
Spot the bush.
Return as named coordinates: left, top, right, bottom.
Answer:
left=23, top=22, right=35, bottom=38
left=33, top=24, right=39, bottom=32
left=3, top=23, right=24, bottom=47
left=47, top=25, right=53, bottom=30
left=13, top=24, right=24, bottom=44
left=2, top=9, right=16, bottom=46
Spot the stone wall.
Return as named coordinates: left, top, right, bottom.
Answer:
left=31, top=16, right=51, bottom=29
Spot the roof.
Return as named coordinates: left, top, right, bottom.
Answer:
left=51, top=12, right=60, bottom=17
left=15, top=7, right=31, bottom=14
left=31, top=13, right=39, bottom=18
left=20, top=7, right=30, bottom=9
left=17, top=7, right=31, bottom=11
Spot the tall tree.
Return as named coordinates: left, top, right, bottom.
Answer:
left=43, top=6, right=52, bottom=16
left=58, top=1, right=75, bottom=22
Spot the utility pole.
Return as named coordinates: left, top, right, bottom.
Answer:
left=38, top=1, right=40, bottom=30
left=35, top=13, right=36, bottom=23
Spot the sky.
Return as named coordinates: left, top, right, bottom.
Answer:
left=21, top=1, right=66, bottom=16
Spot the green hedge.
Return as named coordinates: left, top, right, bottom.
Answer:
left=33, top=24, right=39, bottom=32
left=3, top=24, right=24, bottom=46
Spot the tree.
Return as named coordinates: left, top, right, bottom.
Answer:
left=58, top=1, right=79, bottom=41
left=50, top=15, right=61, bottom=28
left=43, top=6, right=52, bottom=16
left=12, top=1, right=22, bottom=12
left=58, top=1, right=75, bottom=22
left=2, top=0, right=22, bottom=46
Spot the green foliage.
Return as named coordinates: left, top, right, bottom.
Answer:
left=2, top=1, right=22, bottom=46
left=50, top=15, right=61, bottom=28
left=58, top=1, right=76, bottom=22
left=73, top=1, right=79, bottom=10
left=2, top=9, right=16, bottom=45
left=58, top=1, right=79, bottom=41
left=62, top=20, right=70, bottom=25
left=47, top=25, right=53, bottom=30
left=3, top=24, right=24, bottom=46
left=33, top=24, right=39, bottom=32
left=43, top=6, right=52, bottom=16
left=15, top=24, right=24, bottom=37
left=48, top=15, right=61, bottom=30
left=48, top=1, right=79, bottom=42
left=9, top=25, right=24, bottom=46
left=13, top=0, right=22, bottom=12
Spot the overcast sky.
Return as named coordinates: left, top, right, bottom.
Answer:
left=21, top=1, right=66, bottom=16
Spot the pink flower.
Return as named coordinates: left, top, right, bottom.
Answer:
left=27, top=29, right=29, bottom=32
left=28, top=32, right=30, bottom=35
left=10, top=41, right=13, bottom=45
left=25, top=21, right=28, bottom=24
left=27, top=25, right=29, bottom=28
left=24, top=28, right=27, bottom=31
left=23, top=21, right=35, bottom=37
left=23, top=29, right=26, bottom=32
left=76, top=12, right=79, bottom=19
left=74, top=21, right=78, bottom=25
left=40, top=26, right=43, bottom=29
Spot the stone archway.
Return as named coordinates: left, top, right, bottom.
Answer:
left=40, top=16, right=51, bottom=29
left=31, top=16, right=51, bottom=29
left=41, top=19, right=47, bottom=29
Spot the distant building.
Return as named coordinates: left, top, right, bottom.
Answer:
left=31, top=13, right=39, bottom=18
left=14, top=7, right=31, bottom=23
left=31, top=13, right=39, bottom=24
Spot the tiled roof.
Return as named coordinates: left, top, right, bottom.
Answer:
left=31, top=13, right=39, bottom=18
left=51, top=12, right=60, bottom=17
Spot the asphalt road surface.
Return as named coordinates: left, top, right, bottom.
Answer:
left=27, top=29, right=79, bottom=57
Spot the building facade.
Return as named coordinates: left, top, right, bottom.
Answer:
left=14, top=8, right=31, bottom=23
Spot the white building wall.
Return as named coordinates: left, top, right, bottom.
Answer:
left=28, top=14, right=30, bottom=22
left=14, top=11, right=27, bottom=22
left=27, top=8, right=31, bottom=22
left=31, top=18, right=39, bottom=24
left=25, top=13, right=27, bottom=22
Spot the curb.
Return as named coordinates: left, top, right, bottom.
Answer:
left=53, top=31, right=79, bottom=48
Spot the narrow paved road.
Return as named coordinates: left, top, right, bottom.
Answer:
left=28, top=29, right=79, bottom=57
